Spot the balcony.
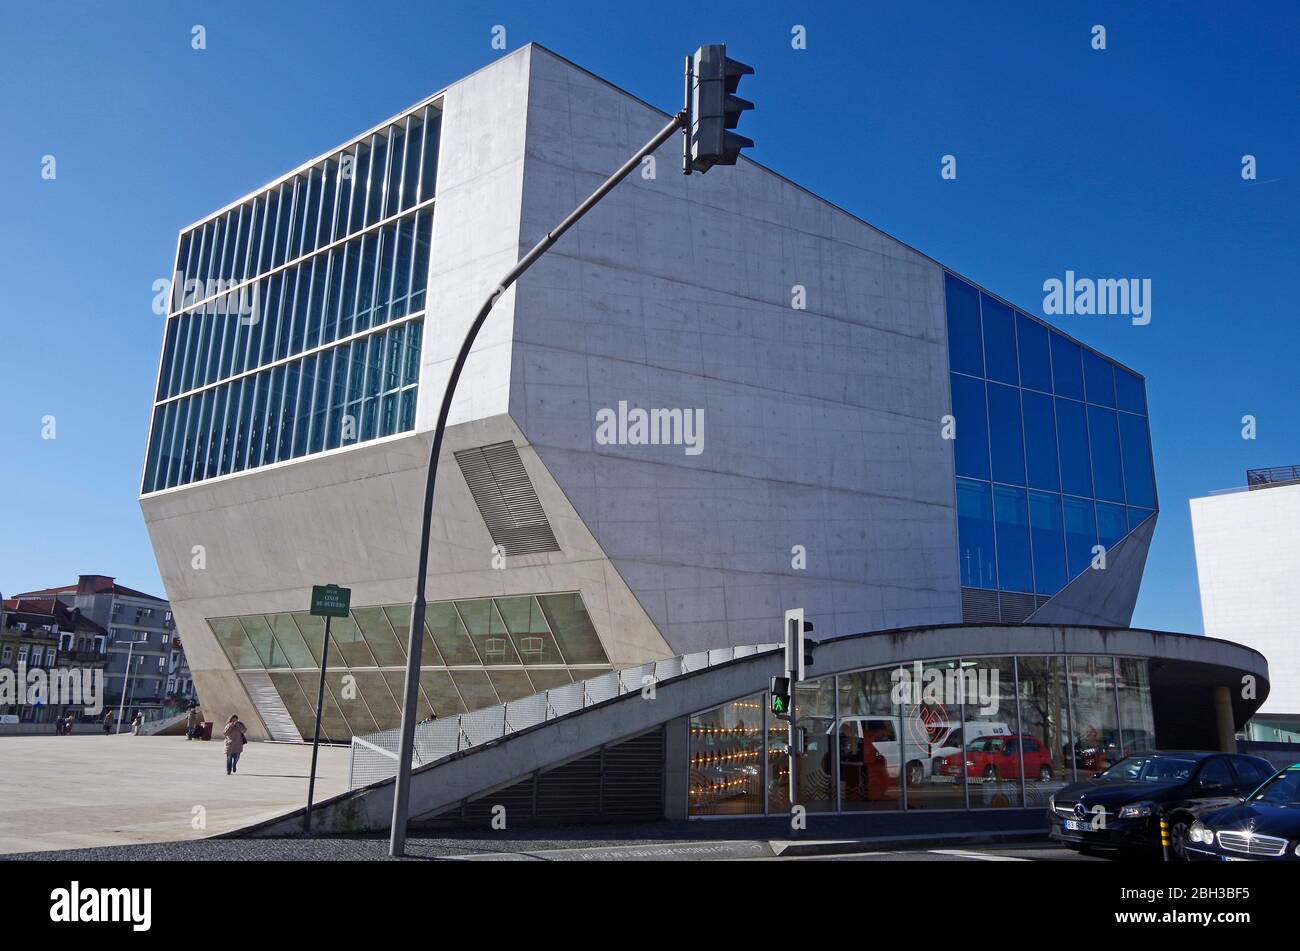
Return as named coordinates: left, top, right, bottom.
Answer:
left=1247, top=465, right=1300, bottom=490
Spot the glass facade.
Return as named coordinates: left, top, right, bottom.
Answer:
left=210, top=592, right=610, bottom=741
left=142, top=104, right=442, bottom=494
left=945, top=272, right=1157, bottom=598
left=686, top=654, right=1155, bottom=817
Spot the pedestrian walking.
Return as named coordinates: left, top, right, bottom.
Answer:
left=102, top=710, right=115, bottom=735
left=64, top=713, right=75, bottom=735
left=131, top=712, right=143, bottom=735
left=223, top=714, right=247, bottom=774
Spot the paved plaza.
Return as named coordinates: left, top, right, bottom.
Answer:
left=0, top=735, right=349, bottom=855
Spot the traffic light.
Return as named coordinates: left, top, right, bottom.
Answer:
left=784, top=609, right=815, bottom=681
left=770, top=676, right=792, bottom=718
left=686, top=44, right=754, bottom=173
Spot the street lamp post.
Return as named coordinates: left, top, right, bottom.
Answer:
left=388, top=45, right=756, bottom=856
left=388, top=110, right=688, bottom=857
left=115, top=639, right=135, bottom=735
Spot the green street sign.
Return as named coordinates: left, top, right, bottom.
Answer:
left=310, top=584, right=352, bottom=618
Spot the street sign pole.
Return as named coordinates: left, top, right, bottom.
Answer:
left=305, top=583, right=350, bottom=835
left=115, top=639, right=135, bottom=735
left=304, top=614, right=331, bottom=835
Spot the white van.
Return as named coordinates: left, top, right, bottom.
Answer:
left=833, top=716, right=934, bottom=786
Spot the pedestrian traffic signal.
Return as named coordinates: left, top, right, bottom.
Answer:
left=686, top=44, right=754, bottom=173
left=770, top=676, right=792, bottom=717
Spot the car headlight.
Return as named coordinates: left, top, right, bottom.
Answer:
left=1118, top=800, right=1155, bottom=818
left=1188, top=821, right=1213, bottom=845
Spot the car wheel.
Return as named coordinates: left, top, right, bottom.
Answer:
left=1038, top=764, right=1053, bottom=782
left=1169, top=819, right=1190, bottom=861
left=907, top=761, right=924, bottom=786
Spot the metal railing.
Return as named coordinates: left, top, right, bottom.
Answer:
left=1247, top=465, right=1300, bottom=490
left=347, top=643, right=780, bottom=788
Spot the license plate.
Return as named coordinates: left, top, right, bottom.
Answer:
left=1063, top=819, right=1090, bottom=832
left=1221, top=856, right=1251, bottom=862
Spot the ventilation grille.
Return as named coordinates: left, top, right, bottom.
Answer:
left=998, top=592, right=1039, bottom=624
left=961, top=588, right=1000, bottom=624
left=454, top=441, right=560, bottom=556
left=239, top=671, right=302, bottom=742
left=419, top=727, right=665, bottom=828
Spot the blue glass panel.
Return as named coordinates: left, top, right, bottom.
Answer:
left=1087, top=405, right=1124, bottom=503
left=1096, top=502, right=1127, bottom=550
left=956, top=478, right=997, bottom=589
left=993, top=485, right=1033, bottom=593
left=1028, top=491, right=1067, bottom=595
left=1118, top=413, right=1156, bottom=508
left=1055, top=398, right=1092, bottom=497
left=1016, top=313, right=1052, bottom=393
left=1050, top=333, right=1084, bottom=399
left=945, top=273, right=983, bottom=376
left=987, top=383, right=1025, bottom=485
left=981, top=295, right=1018, bottom=385
left=1083, top=351, right=1116, bottom=407
left=1021, top=390, right=1059, bottom=491
left=1063, top=496, right=1097, bottom=578
left=1127, top=507, right=1154, bottom=531
left=950, top=373, right=989, bottom=479
left=1115, top=368, right=1147, bottom=415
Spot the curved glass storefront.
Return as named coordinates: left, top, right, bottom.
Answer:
left=688, top=652, right=1155, bottom=816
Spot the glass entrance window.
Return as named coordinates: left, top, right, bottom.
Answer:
left=1015, top=656, right=1072, bottom=798
left=686, top=653, right=1155, bottom=819
left=689, top=693, right=766, bottom=816
left=1116, top=658, right=1156, bottom=755
left=958, top=657, right=1022, bottom=808
left=794, top=678, right=835, bottom=813
left=837, top=668, right=901, bottom=811
left=899, top=660, right=966, bottom=810
left=1069, top=656, right=1120, bottom=777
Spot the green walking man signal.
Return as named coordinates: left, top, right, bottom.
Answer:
left=770, top=676, right=792, bottom=718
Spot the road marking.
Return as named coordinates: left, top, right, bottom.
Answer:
left=928, top=848, right=1029, bottom=861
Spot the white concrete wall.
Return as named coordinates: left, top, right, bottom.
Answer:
left=1192, top=484, right=1300, bottom=715
left=509, top=48, right=961, bottom=652
left=417, top=46, right=531, bottom=431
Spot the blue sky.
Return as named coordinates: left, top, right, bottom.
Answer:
left=1, top=1, right=1296, bottom=633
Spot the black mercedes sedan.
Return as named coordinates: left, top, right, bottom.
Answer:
left=1047, top=751, right=1276, bottom=860
left=1186, top=763, right=1300, bottom=861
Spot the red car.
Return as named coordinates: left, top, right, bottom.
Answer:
left=939, top=734, right=1055, bottom=781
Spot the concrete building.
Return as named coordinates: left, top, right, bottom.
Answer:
left=140, top=45, right=1161, bottom=743
left=13, top=575, right=188, bottom=715
left=1192, top=466, right=1300, bottom=742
